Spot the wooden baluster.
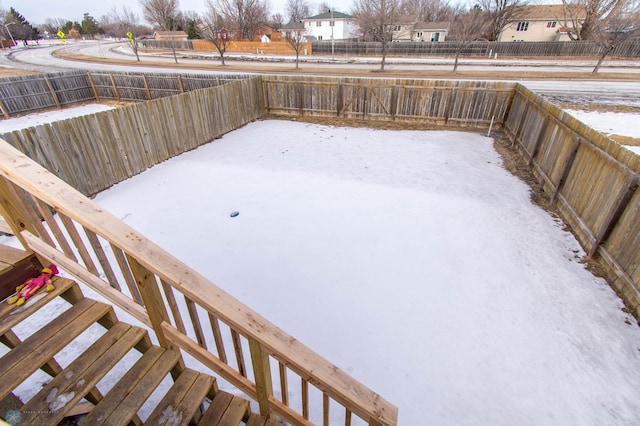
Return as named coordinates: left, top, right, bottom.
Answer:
left=160, top=279, right=186, bottom=334
left=111, top=244, right=143, bottom=305
left=231, top=330, right=247, bottom=377
left=84, top=228, right=121, bottom=290
left=279, top=362, right=289, bottom=406
left=208, top=314, right=227, bottom=363
left=345, top=408, right=352, bottom=426
left=323, top=393, right=330, bottom=426
left=302, top=378, right=309, bottom=420
left=58, top=212, right=99, bottom=275
left=185, top=297, right=207, bottom=349
left=249, top=337, right=273, bottom=419
left=33, top=198, right=76, bottom=259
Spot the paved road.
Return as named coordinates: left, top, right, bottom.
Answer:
left=3, top=40, right=640, bottom=102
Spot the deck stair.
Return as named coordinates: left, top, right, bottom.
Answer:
left=0, top=276, right=277, bottom=426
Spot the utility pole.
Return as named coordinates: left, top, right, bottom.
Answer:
left=330, top=9, right=334, bottom=60
left=4, top=22, right=16, bottom=48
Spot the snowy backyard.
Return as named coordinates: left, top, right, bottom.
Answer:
left=2, top=104, right=640, bottom=424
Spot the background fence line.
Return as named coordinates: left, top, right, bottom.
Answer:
left=310, top=40, right=640, bottom=58
left=0, top=71, right=255, bottom=117
left=2, top=71, right=640, bottom=319
left=138, top=39, right=640, bottom=58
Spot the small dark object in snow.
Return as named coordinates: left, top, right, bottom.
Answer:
left=230, top=211, right=239, bottom=217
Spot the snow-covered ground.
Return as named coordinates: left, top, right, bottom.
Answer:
left=565, top=109, right=640, bottom=155
left=0, top=104, right=114, bottom=133
left=3, top=106, right=640, bottom=424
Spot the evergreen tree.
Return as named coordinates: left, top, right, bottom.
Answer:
left=6, top=7, right=40, bottom=41
left=81, top=13, right=104, bottom=37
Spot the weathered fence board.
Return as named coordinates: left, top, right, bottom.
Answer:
left=264, top=76, right=515, bottom=128
left=505, top=84, right=640, bottom=313
left=0, top=77, right=265, bottom=196
left=0, top=71, right=254, bottom=117
left=311, top=40, right=640, bottom=58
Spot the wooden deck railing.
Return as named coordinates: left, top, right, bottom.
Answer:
left=0, top=139, right=398, bottom=426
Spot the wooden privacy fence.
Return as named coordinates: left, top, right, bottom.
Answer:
left=504, top=85, right=640, bottom=313
left=1, top=77, right=265, bottom=196
left=0, top=71, right=254, bottom=117
left=0, top=141, right=398, bottom=426
left=311, top=40, right=640, bottom=58
left=263, top=75, right=515, bottom=128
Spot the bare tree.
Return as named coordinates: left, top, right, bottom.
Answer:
left=352, top=0, right=401, bottom=71
left=199, top=1, right=233, bottom=65
left=103, top=7, right=146, bottom=61
left=561, top=0, right=628, bottom=40
left=591, top=1, right=639, bottom=72
left=448, top=5, right=489, bottom=72
left=287, top=0, right=311, bottom=22
left=140, top=0, right=180, bottom=63
left=270, top=12, right=285, bottom=30
left=282, top=20, right=308, bottom=69
left=479, top=0, right=525, bottom=41
left=317, top=2, right=332, bottom=14
left=400, top=0, right=456, bottom=22
left=215, top=0, right=270, bottom=41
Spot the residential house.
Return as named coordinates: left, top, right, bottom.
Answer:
left=280, top=21, right=307, bottom=40
left=412, top=22, right=450, bottom=42
left=390, top=17, right=450, bottom=42
left=302, top=11, right=358, bottom=41
left=498, top=4, right=586, bottom=42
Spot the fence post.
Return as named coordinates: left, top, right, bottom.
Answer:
left=0, top=99, right=10, bottom=119
left=44, top=77, right=61, bottom=109
left=248, top=337, right=273, bottom=419
left=177, top=76, right=185, bottom=93
left=142, top=75, right=153, bottom=100
left=87, top=72, right=100, bottom=102
left=109, top=74, right=121, bottom=101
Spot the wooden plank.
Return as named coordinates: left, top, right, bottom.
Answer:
left=79, top=347, right=181, bottom=426
left=218, top=394, right=250, bottom=426
left=0, top=276, right=76, bottom=335
left=85, top=228, right=122, bottom=291
left=144, top=369, right=214, bottom=426
left=23, top=325, right=148, bottom=425
left=0, top=298, right=110, bottom=401
left=200, top=391, right=233, bottom=425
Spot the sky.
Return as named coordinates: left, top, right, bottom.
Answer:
left=2, top=106, right=640, bottom=424
left=12, top=0, right=333, bottom=26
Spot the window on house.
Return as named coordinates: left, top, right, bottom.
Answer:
left=547, top=21, right=557, bottom=28
left=431, top=32, right=440, bottom=41
left=416, top=31, right=423, bottom=39
left=516, top=21, right=529, bottom=31
left=316, top=21, right=322, bottom=26
left=330, top=20, right=335, bottom=26
left=393, top=25, right=401, bottom=31
left=318, top=35, right=323, bottom=40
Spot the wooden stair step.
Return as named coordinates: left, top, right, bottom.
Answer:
left=79, top=347, right=181, bottom=426
left=18, top=323, right=149, bottom=425
left=200, top=391, right=250, bottom=426
left=0, top=298, right=113, bottom=401
left=0, top=276, right=78, bottom=336
left=144, top=369, right=215, bottom=426
left=246, top=413, right=281, bottom=426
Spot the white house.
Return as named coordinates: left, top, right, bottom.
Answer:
left=302, top=11, right=358, bottom=41
left=498, top=4, right=586, bottom=42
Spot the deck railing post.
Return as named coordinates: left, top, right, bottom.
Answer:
left=126, top=254, right=185, bottom=375
left=0, top=177, right=43, bottom=252
left=249, top=337, right=274, bottom=419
